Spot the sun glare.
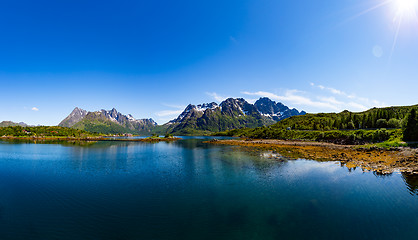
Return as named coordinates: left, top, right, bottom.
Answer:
left=396, top=0, right=418, bottom=17
left=341, top=0, right=418, bottom=60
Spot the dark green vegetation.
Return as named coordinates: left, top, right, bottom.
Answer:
left=216, top=105, right=418, bottom=146
left=139, top=134, right=180, bottom=142
left=0, top=126, right=99, bottom=137
left=217, top=128, right=403, bottom=146
left=403, top=109, right=418, bottom=141
left=264, top=105, right=416, bottom=131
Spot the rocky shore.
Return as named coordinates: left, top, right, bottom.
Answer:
left=207, top=139, right=418, bottom=175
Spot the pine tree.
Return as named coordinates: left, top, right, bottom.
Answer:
left=403, top=109, right=418, bottom=141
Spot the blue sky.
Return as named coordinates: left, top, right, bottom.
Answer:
left=1, top=0, right=418, bottom=125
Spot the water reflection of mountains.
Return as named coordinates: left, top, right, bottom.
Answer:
left=0, top=136, right=232, bottom=149
left=0, top=138, right=179, bottom=148
left=1, top=138, right=417, bottom=196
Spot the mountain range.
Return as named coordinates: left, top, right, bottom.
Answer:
left=57, top=97, right=305, bottom=135
left=58, top=108, right=157, bottom=135
left=0, top=121, right=28, bottom=127
left=164, top=97, right=306, bottom=135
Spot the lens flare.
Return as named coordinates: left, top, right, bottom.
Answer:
left=340, top=0, right=418, bottom=60
left=396, top=0, right=418, bottom=13
left=394, top=0, right=418, bottom=23
left=390, top=0, right=418, bottom=59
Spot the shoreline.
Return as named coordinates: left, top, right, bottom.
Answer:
left=207, top=139, right=418, bottom=174
left=0, top=136, right=181, bottom=142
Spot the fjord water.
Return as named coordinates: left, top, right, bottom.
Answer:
left=0, top=138, right=417, bottom=240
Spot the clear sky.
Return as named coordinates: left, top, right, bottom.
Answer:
left=1, top=0, right=418, bottom=125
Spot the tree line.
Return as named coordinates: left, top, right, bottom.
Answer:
left=274, top=105, right=416, bottom=131
left=216, top=105, right=418, bottom=142
left=0, top=126, right=98, bottom=137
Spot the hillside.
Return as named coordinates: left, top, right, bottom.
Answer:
left=215, top=104, right=418, bottom=145
left=268, top=104, right=418, bottom=131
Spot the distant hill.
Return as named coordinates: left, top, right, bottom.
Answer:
left=163, top=97, right=305, bottom=135
left=0, top=121, right=28, bottom=127
left=59, top=108, right=157, bottom=135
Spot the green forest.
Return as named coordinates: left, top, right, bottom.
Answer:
left=215, top=105, right=418, bottom=144
left=267, top=105, right=417, bottom=131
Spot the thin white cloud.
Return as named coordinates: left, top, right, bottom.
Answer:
left=155, top=109, right=183, bottom=117
left=315, top=83, right=344, bottom=95
left=31, top=107, right=39, bottom=111
left=242, top=90, right=339, bottom=110
left=161, top=103, right=185, bottom=109
left=317, top=96, right=344, bottom=106
left=206, top=92, right=227, bottom=102
left=155, top=103, right=186, bottom=124
left=328, top=88, right=343, bottom=95
left=346, top=102, right=368, bottom=111
left=242, top=85, right=386, bottom=113
left=229, top=36, right=238, bottom=44
left=241, top=91, right=280, bottom=101
left=311, top=83, right=386, bottom=109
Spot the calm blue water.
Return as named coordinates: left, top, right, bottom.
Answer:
left=0, top=137, right=417, bottom=240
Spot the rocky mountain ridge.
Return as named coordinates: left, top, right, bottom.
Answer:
left=57, top=97, right=305, bottom=135
left=59, top=108, right=156, bottom=134
left=254, top=97, right=307, bottom=121
left=165, top=97, right=305, bottom=135
left=59, top=107, right=88, bottom=128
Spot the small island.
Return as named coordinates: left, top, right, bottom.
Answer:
left=138, top=134, right=180, bottom=142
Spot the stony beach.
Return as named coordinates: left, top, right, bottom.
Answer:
left=207, top=139, right=418, bottom=175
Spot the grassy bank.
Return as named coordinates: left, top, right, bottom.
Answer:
left=214, top=128, right=408, bottom=148
left=213, top=106, right=418, bottom=148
